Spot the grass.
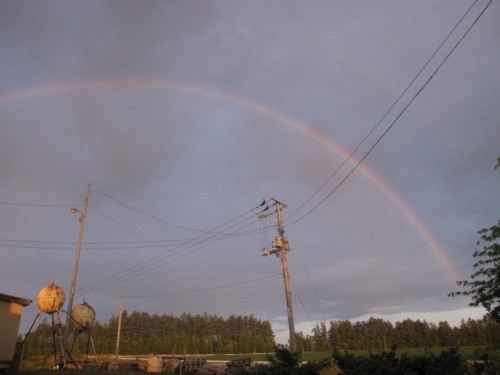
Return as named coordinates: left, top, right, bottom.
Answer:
left=208, top=346, right=500, bottom=362
left=13, top=346, right=500, bottom=372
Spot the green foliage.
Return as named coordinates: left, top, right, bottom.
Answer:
left=449, top=158, right=500, bottom=323
left=22, top=311, right=275, bottom=358
left=22, top=314, right=499, bottom=361
left=449, top=219, right=500, bottom=322
left=333, top=347, right=468, bottom=375
left=311, top=322, right=332, bottom=352
left=266, top=344, right=302, bottom=369
left=241, top=345, right=330, bottom=375
left=310, top=317, right=498, bottom=351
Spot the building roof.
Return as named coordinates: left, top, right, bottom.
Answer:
left=0, top=293, right=32, bottom=306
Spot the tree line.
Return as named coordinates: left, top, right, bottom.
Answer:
left=23, top=311, right=275, bottom=357
left=296, top=317, right=499, bottom=352
left=22, top=310, right=498, bottom=358
left=237, top=345, right=489, bottom=375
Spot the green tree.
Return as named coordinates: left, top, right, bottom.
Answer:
left=244, top=345, right=329, bottom=375
left=362, top=317, right=393, bottom=350
left=333, top=347, right=467, bottom=375
left=329, top=320, right=355, bottom=350
left=311, top=322, right=331, bottom=352
left=436, top=321, right=457, bottom=347
left=294, top=332, right=308, bottom=352
left=449, top=158, right=500, bottom=323
left=393, top=319, right=418, bottom=347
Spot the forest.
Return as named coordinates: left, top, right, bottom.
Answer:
left=23, top=312, right=275, bottom=356
left=22, top=311, right=498, bottom=357
left=297, top=317, right=499, bottom=352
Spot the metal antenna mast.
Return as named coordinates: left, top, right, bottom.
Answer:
left=260, top=198, right=297, bottom=352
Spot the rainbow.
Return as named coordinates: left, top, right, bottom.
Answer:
left=0, top=78, right=461, bottom=282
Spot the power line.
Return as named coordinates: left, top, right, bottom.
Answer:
left=95, top=188, right=241, bottom=234
left=75, top=203, right=265, bottom=296
left=289, top=0, right=493, bottom=225
left=0, top=197, right=268, bottom=261
left=125, top=273, right=281, bottom=299
left=0, top=200, right=76, bottom=207
left=76, top=213, right=262, bottom=295
left=288, top=0, right=481, bottom=222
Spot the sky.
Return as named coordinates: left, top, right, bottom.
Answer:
left=1, top=1, right=498, bottom=345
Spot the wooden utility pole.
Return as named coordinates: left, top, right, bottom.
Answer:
left=115, top=297, right=124, bottom=369
left=61, top=184, right=91, bottom=368
left=260, top=198, right=297, bottom=352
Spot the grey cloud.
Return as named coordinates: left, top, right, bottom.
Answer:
left=1, top=1, right=498, bottom=341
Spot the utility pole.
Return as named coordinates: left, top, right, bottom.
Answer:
left=61, top=184, right=91, bottom=368
left=260, top=198, right=297, bottom=352
left=115, top=297, right=124, bottom=369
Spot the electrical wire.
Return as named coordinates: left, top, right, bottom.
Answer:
left=292, top=283, right=314, bottom=330
left=75, top=202, right=266, bottom=296
left=125, top=272, right=281, bottom=299
left=288, top=0, right=493, bottom=225
left=94, top=188, right=208, bottom=233
left=288, top=0, right=480, bottom=222
left=0, top=200, right=76, bottom=207
left=76, top=214, right=263, bottom=295
left=4, top=2, right=492, bottom=313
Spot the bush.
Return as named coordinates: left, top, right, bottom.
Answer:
left=241, top=344, right=331, bottom=375
left=333, top=347, right=468, bottom=375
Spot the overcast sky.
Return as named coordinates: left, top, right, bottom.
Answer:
left=1, top=1, right=498, bottom=344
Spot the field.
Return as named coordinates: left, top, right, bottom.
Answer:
left=209, top=346, right=499, bottom=361
left=14, top=345, right=499, bottom=372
